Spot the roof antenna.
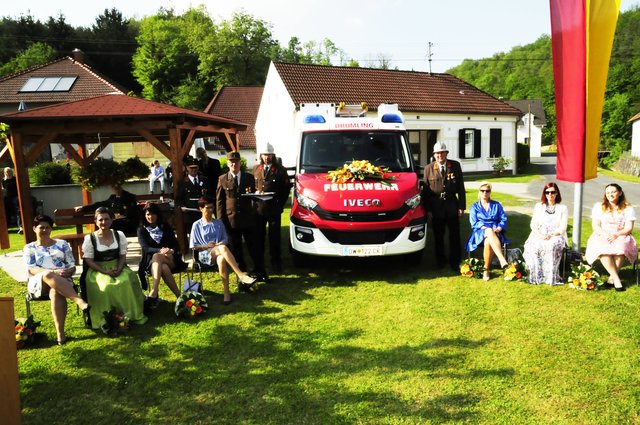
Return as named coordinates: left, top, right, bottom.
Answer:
left=427, top=42, right=434, bottom=74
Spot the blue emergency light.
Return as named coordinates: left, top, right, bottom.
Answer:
left=303, top=115, right=326, bottom=124
left=381, top=114, right=403, bottom=123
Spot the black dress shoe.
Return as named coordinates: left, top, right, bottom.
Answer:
left=223, top=298, right=233, bottom=305
left=615, top=286, right=626, bottom=292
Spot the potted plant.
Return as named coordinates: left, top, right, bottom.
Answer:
left=76, top=157, right=150, bottom=191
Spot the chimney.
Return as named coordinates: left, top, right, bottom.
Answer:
left=72, top=48, right=85, bottom=64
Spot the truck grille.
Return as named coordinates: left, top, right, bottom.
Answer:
left=313, top=204, right=410, bottom=222
left=320, top=229, right=403, bottom=245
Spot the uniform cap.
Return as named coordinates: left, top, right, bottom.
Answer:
left=226, top=151, right=241, bottom=161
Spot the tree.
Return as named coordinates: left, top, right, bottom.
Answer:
left=0, top=42, right=57, bottom=77
left=132, top=9, right=205, bottom=107
left=198, top=11, right=277, bottom=88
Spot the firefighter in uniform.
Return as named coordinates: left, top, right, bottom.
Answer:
left=423, top=141, right=466, bottom=271
left=253, top=143, right=291, bottom=274
left=176, top=156, right=209, bottom=239
left=216, top=151, right=267, bottom=284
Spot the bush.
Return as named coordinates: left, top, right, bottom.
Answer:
left=29, top=161, right=73, bottom=186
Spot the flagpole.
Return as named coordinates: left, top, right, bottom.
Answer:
left=572, top=182, right=583, bottom=250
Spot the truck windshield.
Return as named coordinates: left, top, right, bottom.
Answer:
left=300, top=131, right=413, bottom=173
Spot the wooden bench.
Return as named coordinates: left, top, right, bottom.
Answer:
left=56, top=233, right=86, bottom=264
left=54, top=208, right=94, bottom=234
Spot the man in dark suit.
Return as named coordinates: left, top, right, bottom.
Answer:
left=75, top=184, right=139, bottom=235
left=176, top=157, right=209, bottom=239
left=253, top=143, right=291, bottom=274
left=216, top=151, right=266, bottom=284
left=423, top=141, right=466, bottom=271
left=196, top=147, right=221, bottom=203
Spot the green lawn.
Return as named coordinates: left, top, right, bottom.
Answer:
left=3, top=201, right=640, bottom=424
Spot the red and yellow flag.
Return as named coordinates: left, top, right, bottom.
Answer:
left=550, top=0, right=620, bottom=182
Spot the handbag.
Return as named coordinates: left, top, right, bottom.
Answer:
left=182, top=278, right=203, bottom=293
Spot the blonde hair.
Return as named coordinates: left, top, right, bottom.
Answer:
left=477, top=182, right=492, bottom=199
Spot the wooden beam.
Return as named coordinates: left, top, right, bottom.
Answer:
left=0, top=143, right=11, bottom=163
left=25, top=132, right=58, bottom=165
left=61, top=143, right=87, bottom=167
left=137, top=129, right=171, bottom=159
left=169, top=127, right=187, bottom=254
left=223, top=133, right=236, bottom=152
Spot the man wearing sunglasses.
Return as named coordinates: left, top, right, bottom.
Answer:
left=423, top=141, right=466, bottom=271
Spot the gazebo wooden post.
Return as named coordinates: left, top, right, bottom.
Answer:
left=77, top=144, right=92, bottom=206
left=169, top=128, right=187, bottom=254
left=0, top=183, right=9, bottom=249
left=10, top=131, right=35, bottom=242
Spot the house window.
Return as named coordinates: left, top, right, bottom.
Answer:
left=19, top=76, right=78, bottom=92
left=489, top=128, right=502, bottom=157
left=458, top=129, right=481, bottom=159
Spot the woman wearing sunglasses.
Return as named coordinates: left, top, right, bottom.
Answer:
left=465, top=182, right=509, bottom=280
left=585, top=183, right=636, bottom=291
left=523, top=183, right=568, bottom=285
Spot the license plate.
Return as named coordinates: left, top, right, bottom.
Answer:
left=341, top=246, right=384, bottom=256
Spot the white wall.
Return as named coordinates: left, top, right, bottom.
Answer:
left=632, top=119, right=640, bottom=158
left=404, top=113, right=518, bottom=173
left=254, top=63, right=298, bottom=168
left=514, top=113, right=543, bottom=157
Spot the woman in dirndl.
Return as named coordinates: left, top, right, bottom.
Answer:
left=81, top=207, right=147, bottom=329
left=523, top=182, right=568, bottom=285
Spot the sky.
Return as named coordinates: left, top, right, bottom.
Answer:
left=3, top=0, right=639, bottom=73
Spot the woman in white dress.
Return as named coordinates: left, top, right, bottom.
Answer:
left=523, top=183, right=568, bottom=285
left=585, top=183, right=636, bottom=291
left=24, top=215, right=90, bottom=345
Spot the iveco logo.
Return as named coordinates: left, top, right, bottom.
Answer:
left=343, top=199, right=382, bottom=207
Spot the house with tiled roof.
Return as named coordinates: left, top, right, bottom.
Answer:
left=0, top=49, right=127, bottom=161
left=631, top=111, right=640, bottom=158
left=204, top=86, right=263, bottom=164
left=505, top=99, right=547, bottom=158
left=255, top=62, right=523, bottom=173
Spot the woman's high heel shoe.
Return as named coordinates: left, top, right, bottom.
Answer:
left=240, top=274, right=257, bottom=285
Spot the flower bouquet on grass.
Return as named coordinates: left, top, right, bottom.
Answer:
left=504, top=260, right=527, bottom=282
left=101, top=307, right=130, bottom=336
left=460, top=258, right=484, bottom=279
left=326, top=160, right=395, bottom=186
left=175, top=291, right=208, bottom=318
left=15, top=315, right=41, bottom=349
left=567, top=262, right=605, bottom=291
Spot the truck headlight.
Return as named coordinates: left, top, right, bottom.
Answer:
left=404, top=194, right=421, bottom=209
left=296, top=192, right=318, bottom=210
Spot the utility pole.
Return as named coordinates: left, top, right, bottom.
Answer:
left=427, top=42, right=434, bottom=74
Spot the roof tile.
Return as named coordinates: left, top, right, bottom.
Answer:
left=205, top=86, right=263, bottom=148
left=274, top=62, right=521, bottom=116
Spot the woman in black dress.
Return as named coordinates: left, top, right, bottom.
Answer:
left=137, top=202, right=186, bottom=307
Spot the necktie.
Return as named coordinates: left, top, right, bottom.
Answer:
left=265, top=165, right=270, bottom=175
left=236, top=174, right=240, bottom=187
left=440, top=165, right=445, bottom=175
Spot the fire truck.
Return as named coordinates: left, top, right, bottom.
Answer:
left=289, top=102, right=426, bottom=265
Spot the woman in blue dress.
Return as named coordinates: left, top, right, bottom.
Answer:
left=465, top=182, right=509, bottom=280
left=24, top=215, right=90, bottom=345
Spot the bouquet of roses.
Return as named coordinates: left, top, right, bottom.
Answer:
left=175, top=291, right=209, bottom=318
left=567, top=262, right=605, bottom=290
left=15, top=315, right=41, bottom=349
left=101, top=307, right=130, bottom=336
left=460, top=258, right=484, bottom=279
left=504, top=260, right=527, bottom=282
left=326, top=160, right=395, bottom=186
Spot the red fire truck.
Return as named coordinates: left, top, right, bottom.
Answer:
left=289, top=102, right=426, bottom=265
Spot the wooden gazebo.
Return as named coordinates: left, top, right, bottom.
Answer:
left=1, top=93, right=247, bottom=250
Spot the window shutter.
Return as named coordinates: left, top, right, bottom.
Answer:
left=458, top=129, right=465, bottom=159
left=474, top=129, right=481, bottom=158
